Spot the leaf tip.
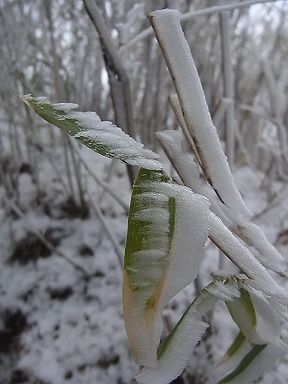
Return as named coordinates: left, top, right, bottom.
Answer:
left=20, top=94, right=32, bottom=106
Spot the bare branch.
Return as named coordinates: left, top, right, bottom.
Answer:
left=122, top=0, right=284, bottom=52
left=220, top=11, right=235, bottom=166
left=87, top=192, right=123, bottom=269
left=83, top=0, right=136, bottom=184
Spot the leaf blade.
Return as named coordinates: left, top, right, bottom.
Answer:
left=22, top=95, right=162, bottom=170
left=123, top=168, right=210, bottom=367
left=137, top=279, right=240, bottom=384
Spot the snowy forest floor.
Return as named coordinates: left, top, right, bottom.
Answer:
left=1, top=139, right=288, bottom=384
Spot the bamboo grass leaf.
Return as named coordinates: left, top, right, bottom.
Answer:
left=226, top=286, right=283, bottom=346
left=217, top=342, right=285, bottom=384
left=137, top=279, right=240, bottom=384
left=21, top=95, right=162, bottom=170
left=208, top=212, right=288, bottom=305
left=136, top=275, right=287, bottom=384
left=225, top=211, right=285, bottom=273
left=157, top=131, right=286, bottom=275
left=214, top=283, right=287, bottom=383
left=149, top=9, right=251, bottom=217
left=123, top=168, right=210, bottom=368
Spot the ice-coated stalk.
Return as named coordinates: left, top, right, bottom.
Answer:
left=149, top=9, right=251, bottom=217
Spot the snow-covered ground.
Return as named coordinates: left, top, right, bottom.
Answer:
left=1, top=138, right=288, bottom=384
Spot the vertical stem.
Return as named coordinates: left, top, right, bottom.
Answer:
left=219, top=12, right=235, bottom=270
left=149, top=10, right=250, bottom=217
left=62, top=136, right=77, bottom=202
left=68, top=141, right=86, bottom=215
left=83, top=0, right=136, bottom=185
left=220, top=11, right=235, bottom=167
left=44, top=0, right=63, bottom=99
left=88, top=192, right=123, bottom=269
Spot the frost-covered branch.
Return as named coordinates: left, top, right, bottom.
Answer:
left=168, top=94, right=201, bottom=165
left=122, top=0, right=283, bottom=52
left=149, top=9, right=250, bottom=217
left=157, top=130, right=285, bottom=275
left=88, top=192, right=124, bottom=268
left=83, top=0, right=136, bottom=183
left=76, top=148, right=129, bottom=212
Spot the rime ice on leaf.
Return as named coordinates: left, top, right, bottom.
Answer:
left=226, top=287, right=284, bottom=346
left=215, top=286, right=287, bottom=384
left=137, top=279, right=240, bottom=384
left=157, top=130, right=286, bottom=275
left=168, top=279, right=288, bottom=384
left=123, top=168, right=209, bottom=368
left=208, top=212, right=288, bottom=305
left=149, top=9, right=251, bottom=217
left=232, top=216, right=285, bottom=273
left=22, top=95, right=162, bottom=170
left=156, top=130, right=231, bottom=221
left=216, top=341, right=285, bottom=384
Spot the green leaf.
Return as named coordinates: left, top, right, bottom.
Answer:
left=22, top=95, right=162, bottom=170
left=123, top=168, right=210, bottom=368
left=225, top=332, right=246, bottom=359
left=217, top=342, right=285, bottom=384
left=136, top=275, right=286, bottom=384
left=137, top=278, right=240, bottom=384
left=215, top=284, right=286, bottom=383
left=226, top=288, right=256, bottom=341
left=226, top=286, right=282, bottom=345
left=219, top=344, right=267, bottom=383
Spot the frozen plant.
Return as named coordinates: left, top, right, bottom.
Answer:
left=22, top=9, right=288, bottom=384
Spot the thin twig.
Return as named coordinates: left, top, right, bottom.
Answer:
left=83, top=0, right=136, bottom=185
left=42, top=148, right=70, bottom=195
left=121, top=0, right=283, bottom=52
left=220, top=11, right=235, bottom=167
left=75, top=148, right=129, bottom=212
left=253, top=182, right=288, bottom=222
left=212, top=98, right=230, bottom=131
left=98, top=159, right=117, bottom=206
left=87, top=192, right=123, bottom=269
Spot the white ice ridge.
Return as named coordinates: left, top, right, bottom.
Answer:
left=149, top=10, right=251, bottom=217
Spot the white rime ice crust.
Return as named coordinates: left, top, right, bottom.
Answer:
left=215, top=283, right=287, bottom=384
left=232, top=216, right=285, bottom=273
left=149, top=10, right=251, bottom=217
left=157, top=130, right=286, bottom=274
left=213, top=338, right=252, bottom=382
left=156, top=130, right=232, bottom=224
left=218, top=344, right=286, bottom=384
left=22, top=95, right=162, bottom=171
left=74, top=121, right=162, bottom=169
left=136, top=318, right=208, bottom=384
left=208, top=212, right=288, bottom=306
left=228, top=287, right=283, bottom=346
left=247, top=289, right=283, bottom=345
left=123, top=170, right=210, bottom=369
left=136, top=280, right=240, bottom=384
